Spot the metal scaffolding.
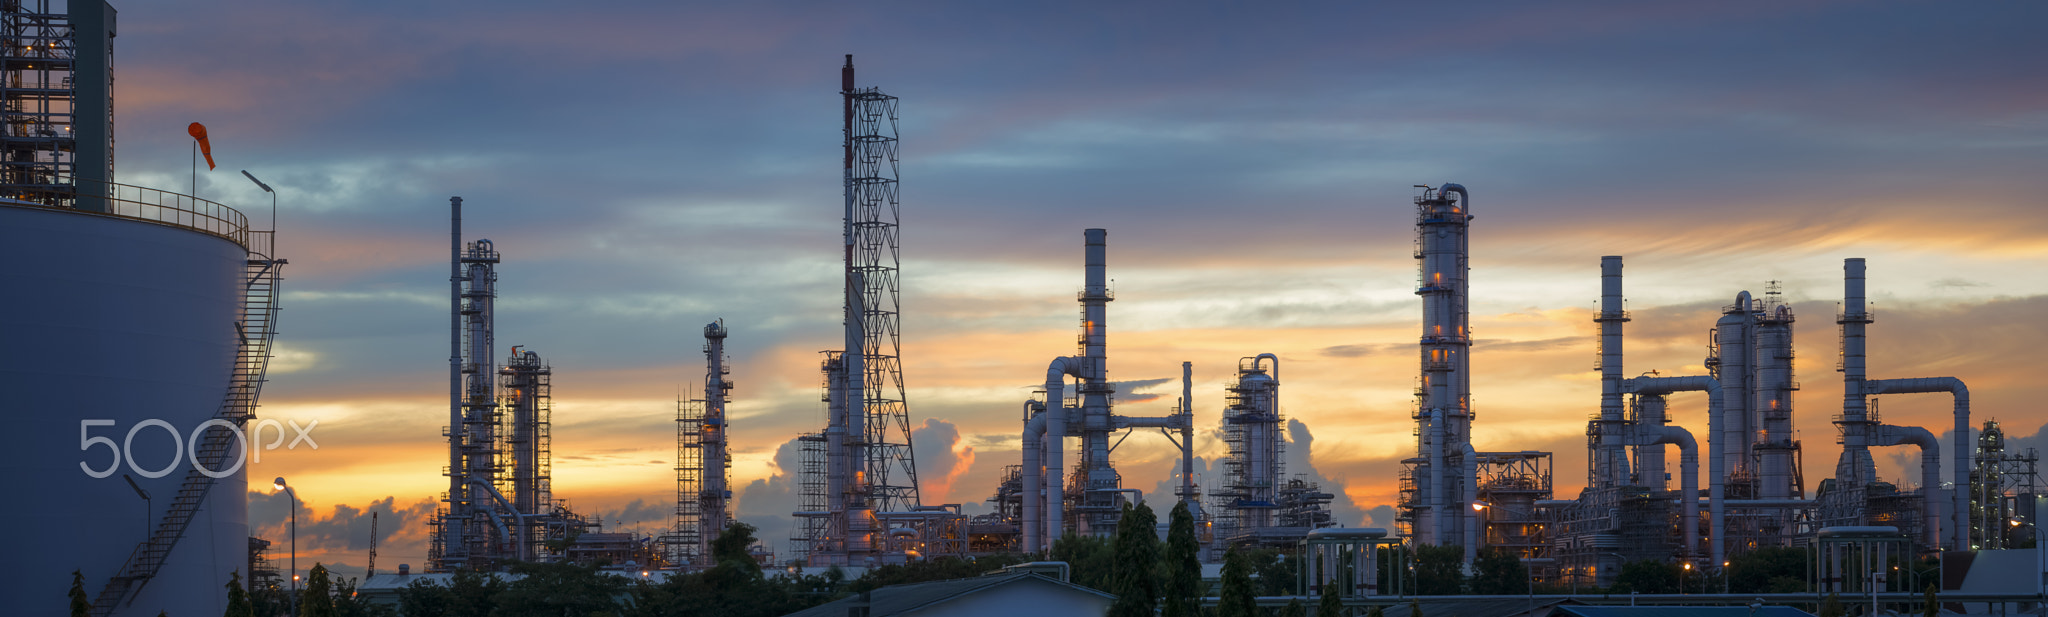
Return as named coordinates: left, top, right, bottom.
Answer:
left=499, top=347, right=551, bottom=561
left=672, top=397, right=704, bottom=566
left=1215, top=355, right=1285, bottom=543
left=1968, top=419, right=2041, bottom=549
left=1, top=0, right=107, bottom=203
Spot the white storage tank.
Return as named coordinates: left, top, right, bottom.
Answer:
left=0, top=197, right=262, bottom=617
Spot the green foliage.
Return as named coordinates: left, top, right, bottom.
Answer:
left=300, top=564, right=335, bottom=617
left=1409, top=544, right=1465, bottom=595
left=1923, top=583, right=1939, bottom=617
left=1162, top=502, right=1202, bottom=617
left=224, top=571, right=254, bottom=617
left=332, top=576, right=395, bottom=617
left=710, top=521, right=762, bottom=578
left=1611, top=560, right=1679, bottom=595
left=1817, top=591, right=1845, bottom=617
left=1052, top=532, right=1116, bottom=592
left=490, top=561, right=628, bottom=617
left=1279, top=597, right=1307, bottom=617
left=851, top=555, right=1025, bottom=593
left=69, top=570, right=90, bottom=617
left=1408, top=598, right=1422, bottom=617
left=1318, top=576, right=1346, bottom=617
left=1249, top=547, right=1301, bottom=596
left=1108, top=502, right=1161, bottom=617
left=1218, top=548, right=1259, bottom=617
left=1726, top=547, right=1808, bottom=594
left=1468, top=547, right=1527, bottom=595
left=1367, top=604, right=1385, bottom=617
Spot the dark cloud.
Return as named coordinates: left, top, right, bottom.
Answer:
left=911, top=418, right=978, bottom=504
left=735, top=436, right=808, bottom=553
left=1110, top=378, right=1175, bottom=404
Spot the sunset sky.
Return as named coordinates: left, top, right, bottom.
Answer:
left=105, top=1, right=2048, bottom=579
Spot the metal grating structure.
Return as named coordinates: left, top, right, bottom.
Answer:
left=843, top=56, right=920, bottom=514
left=1967, top=419, right=2041, bottom=550
left=1214, top=355, right=1284, bottom=542
left=500, top=347, right=551, bottom=561
left=672, top=397, right=704, bottom=565
left=1, top=0, right=111, bottom=204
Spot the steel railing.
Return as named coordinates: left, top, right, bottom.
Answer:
left=3, top=175, right=256, bottom=253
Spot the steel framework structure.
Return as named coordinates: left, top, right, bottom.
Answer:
left=843, top=58, right=920, bottom=514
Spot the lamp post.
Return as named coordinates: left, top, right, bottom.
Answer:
left=240, top=170, right=276, bottom=238
left=1683, top=561, right=1692, bottom=595
left=121, top=474, right=151, bottom=538
left=275, top=477, right=297, bottom=617
left=2014, top=520, right=2046, bottom=616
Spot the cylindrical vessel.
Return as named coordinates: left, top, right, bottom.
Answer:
left=1, top=203, right=251, bottom=616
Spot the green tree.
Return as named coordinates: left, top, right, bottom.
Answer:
left=300, top=564, right=335, bottom=617
left=1162, top=501, right=1202, bottom=617
left=1468, top=547, right=1526, bottom=595
left=1727, top=547, right=1809, bottom=594
left=1922, top=583, right=1939, bottom=617
left=1052, top=533, right=1116, bottom=591
left=1250, top=548, right=1301, bottom=596
left=492, top=561, right=627, bottom=617
left=331, top=576, right=394, bottom=617
left=1218, top=548, right=1259, bottom=617
left=1409, top=544, right=1465, bottom=595
left=1367, top=604, right=1385, bottom=617
left=711, top=521, right=763, bottom=578
left=396, top=576, right=453, bottom=617
left=224, top=570, right=254, bottom=617
left=1817, top=592, right=1845, bottom=617
left=1108, top=501, right=1161, bottom=617
left=69, top=570, right=89, bottom=617
left=1279, top=598, right=1307, bottom=617
left=1612, top=560, right=1678, bottom=594
left=1318, top=577, right=1345, bottom=617
left=1407, top=598, right=1422, bottom=617
left=446, top=569, right=505, bottom=617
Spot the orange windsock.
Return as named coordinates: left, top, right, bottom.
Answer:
left=187, top=122, right=215, bottom=170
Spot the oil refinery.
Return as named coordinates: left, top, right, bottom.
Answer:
left=3, top=2, right=2045, bottom=616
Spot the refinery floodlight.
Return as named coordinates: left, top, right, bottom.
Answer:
left=274, top=477, right=287, bottom=491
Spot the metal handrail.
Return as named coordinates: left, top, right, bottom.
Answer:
left=2, top=175, right=255, bottom=253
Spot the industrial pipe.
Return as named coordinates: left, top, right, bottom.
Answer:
left=1642, top=423, right=1700, bottom=559
left=1180, top=361, right=1196, bottom=513
left=1625, top=375, right=1723, bottom=564
left=1463, top=442, right=1479, bottom=564
left=1022, top=401, right=1047, bottom=553
left=447, top=197, right=466, bottom=557
left=1864, top=376, right=1970, bottom=550
left=1044, top=356, right=1084, bottom=545
left=1871, top=423, right=1942, bottom=549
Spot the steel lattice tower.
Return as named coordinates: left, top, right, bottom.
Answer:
left=842, top=55, right=920, bottom=512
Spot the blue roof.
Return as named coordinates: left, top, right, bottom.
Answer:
left=1556, top=606, right=1816, bottom=617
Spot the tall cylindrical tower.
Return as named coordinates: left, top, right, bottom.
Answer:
left=1407, top=184, right=1472, bottom=548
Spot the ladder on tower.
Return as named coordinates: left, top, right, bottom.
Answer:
left=91, top=254, right=283, bottom=616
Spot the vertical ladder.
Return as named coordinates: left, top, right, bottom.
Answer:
left=92, top=255, right=283, bottom=616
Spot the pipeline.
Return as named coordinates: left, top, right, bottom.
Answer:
left=1641, top=422, right=1700, bottom=558
left=1871, top=423, right=1942, bottom=549
left=1864, top=376, right=1970, bottom=550
left=1022, top=401, right=1046, bottom=553
left=1043, top=356, right=1084, bottom=546
left=1625, top=375, right=1723, bottom=564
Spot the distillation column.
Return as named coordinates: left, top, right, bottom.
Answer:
left=1221, top=355, right=1283, bottom=536
left=701, top=321, right=733, bottom=551
left=501, top=347, right=550, bottom=561
left=1407, top=184, right=1474, bottom=553
left=1594, top=256, right=1631, bottom=488
left=440, top=197, right=515, bottom=569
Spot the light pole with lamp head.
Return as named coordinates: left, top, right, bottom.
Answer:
left=2013, top=520, right=2046, bottom=616
left=275, top=477, right=297, bottom=617
left=241, top=170, right=276, bottom=238
left=1683, top=561, right=1692, bottom=595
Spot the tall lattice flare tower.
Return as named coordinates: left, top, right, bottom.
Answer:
left=842, top=55, right=920, bottom=513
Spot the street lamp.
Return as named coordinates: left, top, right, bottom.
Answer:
left=241, top=170, right=276, bottom=235
left=275, top=477, right=298, bottom=617
left=1683, top=562, right=1692, bottom=595
left=2013, top=520, right=2046, bottom=615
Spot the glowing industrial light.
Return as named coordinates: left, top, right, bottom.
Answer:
left=1683, top=563, right=1692, bottom=571
left=274, top=477, right=288, bottom=491
left=1471, top=501, right=1487, bottom=511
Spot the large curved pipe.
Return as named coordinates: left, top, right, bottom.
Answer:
left=1044, top=357, right=1085, bottom=545
left=1022, top=401, right=1047, bottom=553
left=1865, top=376, right=1969, bottom=550
left=1625, top=375, right=1723, bottom=564
left=1439, top=183, right=1468, bottom=211
left=1643, top=423, right=1701, bottom=560
left=1872, top=423, right=1942, bottom=549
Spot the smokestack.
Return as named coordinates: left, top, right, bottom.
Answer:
left=1835, top=258, right=1873, bottom=485
left=1596, top=256, right=1628, bottom=487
